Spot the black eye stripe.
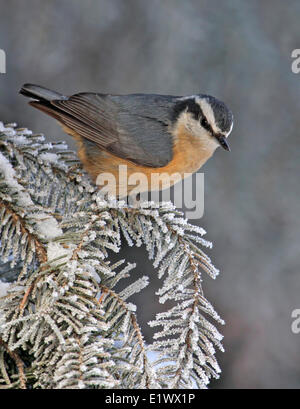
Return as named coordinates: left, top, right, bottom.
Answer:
left=172, top=99, right=200, bottom=122
left=186, top=102, right=212, bottom=133
left=187, top=101, right=201, bottom=120
left=172, top=95, right=233, bottom=134
left=200, top=116, right=208, bottom=128
left=172, top=98, right=217, bottom=136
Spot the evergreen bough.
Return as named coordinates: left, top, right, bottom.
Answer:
left=0, top=121, right=224, bottom=389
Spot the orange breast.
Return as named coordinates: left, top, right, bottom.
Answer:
left=63, top=124, right=213, bottom=197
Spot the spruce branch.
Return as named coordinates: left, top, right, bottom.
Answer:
left=0, top=121, right=224, bottom=389
left=0, top=336, right=26, bottom=389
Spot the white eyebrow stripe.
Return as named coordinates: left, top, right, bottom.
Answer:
left=178, top=95, right=198, bottom=101
left=195, top=97, right=222, bottom=135
left=227, top=119, right=234, bottom=136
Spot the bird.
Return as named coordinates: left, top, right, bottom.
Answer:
left=20, top=84, right=233, bottom=198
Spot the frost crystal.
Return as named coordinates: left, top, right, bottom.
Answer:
left=0, top=121, right=224, bottom=389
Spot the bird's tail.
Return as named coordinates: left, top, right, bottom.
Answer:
left=19, top=83, right=66, bottom=102
left=20, top=84, right=69, bottom=121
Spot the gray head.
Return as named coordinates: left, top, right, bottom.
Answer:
left=171, top=94, right=234, bottom=151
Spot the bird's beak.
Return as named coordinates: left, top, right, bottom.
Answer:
left=215, top=133, right=231, bottom=151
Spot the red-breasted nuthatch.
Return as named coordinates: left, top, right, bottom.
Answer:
left=20, top=84, right=233, bottom=197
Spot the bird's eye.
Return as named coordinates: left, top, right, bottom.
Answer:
left=200, top=117, right=209, bottom=129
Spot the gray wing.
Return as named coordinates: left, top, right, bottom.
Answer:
left=51, top=93, right=178, bottom=167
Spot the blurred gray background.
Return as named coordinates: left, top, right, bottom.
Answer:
left=1, top=0, right=299, bottom=388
